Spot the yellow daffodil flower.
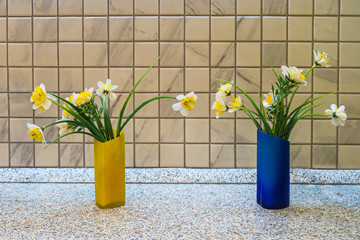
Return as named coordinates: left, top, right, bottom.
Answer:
left=325, top=104, right=347, bottom=127
left=281, top=66, right=307, bottom=86
left=228, top=96, right=242, bottom=113
left=212, top=98, right=228, bottom=119
left=62, top=93, right=75, bottom=120
left=56, top=121, right=73, bottom=136
left=263, top=92, right=277, bottom=109
left=30, top=84, right=54, bottom=111
left=172, top=92, right=198, bottom=116
left=27, top=123, right=46, bottom=143
left=216, top=82, right=233, bottom=100
left=96, top=79, right=118, bottom=101
left=73, top=88, right=94, bottom=106
left=314, top=50, right=330, bottom=67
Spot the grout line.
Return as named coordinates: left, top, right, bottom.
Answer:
left=208, top=1, right=212, bottom=168
left=132, top=0, right=136, bottom=168
left=234, top=0, right=237, bottom=168
left=183, top=0, right=186, bottom=168
left=81, top=0, right=85, bottom=167
left=56, top=0, right=60, bottom=167
left=31, top=0, right=35, bottom=167
left=336, top=0, right=341, bottom=169
left=158, top=0, right=160, bottom=168
left=310, top=0, right=315, bottom=168
left=6, top=0, right=10, bottom=167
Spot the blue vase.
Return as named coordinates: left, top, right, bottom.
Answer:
left=257, top=130, right=290, bottom=209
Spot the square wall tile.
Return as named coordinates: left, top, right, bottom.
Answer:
left=340, top=43, right=360, bottom=67
left=0, top=144, right=9, bottom=167
left=262, top=42, right=286, bottom=67
left=289, top=120, right=311, bottom=144
left=8, top=44, right=32, bottom=66
left=34, top=68, right=58, bottom=92
left=135, top=0, right=158, bottom=15
left=134, top=93, right=158, bottom=117
left=8, top=18, right=32, bottom=42
left=9, top=94, right=33, bottom=117
left=0, top=44, right=6, bottom=66
left=312, top=145, right=337, bottom=169
left=109, top=43, right=133, bottom=67
left=211, top=43, right=235, bottom=67
left=59, top=17, right=83, bottom=41
left=0, top=0, right=5, bottom=16
left=314, top=43, right=338, bottom=67
left=288, top=43, right=312, bottom=66
left=0, top=18, right=6, bottom=41
left=237, top=17, right=260, bottom=41
left=134, top=68, right=158, bottom=92
left=236, top=144, right=256, bottom=168
left=290, top=145, right=311, bottom=168
left=236, top=68, right=260, bottom=92
left=186, top=119, right=209, bottom=142
left=9, top=68, right=32, bottom=92
left=135, top=144, right=159, bottom=167
left=110, top=94, right=133, bottom=118
left=0, top=94, right=8, bottom=116
left=210, top=68, right=235, bottom=92
left=160, top=43, right=184, bottom=67
left=315, top=0, right=339, bottom=15
left=84, top=17, right=108, bottom=41
left=10, top=143, right=33, bottom=167
left=211, top=0, right=235, bottom=15
left=135, top=43, right=159, bottom=66
left=338, top=145, right=360, bottom=169
left=59, top=0, right=83, bottom=15
left=211, top=17, right=235, bottom=41
left=314, top=17, right=338, bottom=41
left=237, top=42, right=260, bottom=67
left=59, top=43, right=83, bottom=67
left=60, top=144, right=84, bottom=167
left=110, top=17, right=133, bottom=41
left=35, top=144, right=58, bottom=167
left=84, top=68, right=108, bottom=88
left=339, top=69, right=360, bottom=93
left=84, top=144, right=94, bottom=167
left=160, top=119, right=184, bottom=142
left=34, top=43, right=58, bottom=66
left=341, top=0, right=360, bottom=15
left=263, top=17, right=286, bottom=41
left=185, top=68, right=209, bottom=92
left=160, top=17, right=184, bottom=41
left=125, top=144, right=134, bottom=167
left=185, top=43, right=209, bottom=66
left=340, top=17, right=360, bottom=41
left=289, top=0, right=313, bottom=15
left=339, top=94, right=360, bottom=118
left=288, top=17, right=312, bottom=41
left=160, top=0, right=184, bottom=15
left=188, top=93, right=209, bottom=117
left=160, top=144, right=184, bottom=167
left=135, top=119, right=159, bottom=142
left=339, top=120, right=360, bottom=144
left=34, top=118, right=58, bottom=142
left=109, top=68, right=133, bottom=92
left=84, top=0, right=107, bottom=15
left=313, top=68, right=338, bottom=92
left=237, top=0, right=261, bottom=15
left=211, top=119, right=234, bottom=143
left=0, top=119, right=8, bottom=142
left=33, top=17, right=57, bottom=41
left=135, top=17, right=158, bottom=41
left=33, top=0, right=57, bottom=16
left=185, top=0, right=210, bottom=15
left=186, top=144, right=209, bottom=167
left=160, top=68, right=184, bottom=92
left=0, top=68, right=7, bottom=91
left=59, top=68, right=83, bottom=92
left=313, top=120, right=337, bottom=144
left=263, top=0, right=287, bottom=15
left=211, top=144, right=235, bottom=168
left=84, top=43, right=108, bottom=67
left=8, top=0, right=32, bottom=16
left=236, top=119, right=257, bottom=143
left=109, top=0, right=133, bottom=15
left=185, top=17, right=209, bottom=41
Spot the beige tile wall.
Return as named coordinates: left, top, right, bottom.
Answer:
left=0, top=0, right=360, bottom=169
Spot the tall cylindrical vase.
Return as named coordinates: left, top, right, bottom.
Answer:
left=94, top=130, right=126, bottom=209
left=257, top=130, right=290, bottom=209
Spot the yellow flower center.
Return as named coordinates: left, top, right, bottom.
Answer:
left=265, top=94, right=273, bottom=105
left=28, top=128, right=43, bottom=142
left=319, top=53, right=329, bottom=63
left=63, top=94, right=74, bottom=117
left=181, top=96, right=196, bottom=111
left=230, top=97, right=240, bottom=109
left=76, top=91, right=91, bottom=105
left=215, top=101, right=225, bottom=116
left=218, top=83, right=231, bottom=96
left=31, top=86, right=46, bottom=105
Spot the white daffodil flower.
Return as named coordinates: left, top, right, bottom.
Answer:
left=56, top=121, right=73, bottom=137
left=212, top=98, right=228, bottom=119
left=228, top=96, right=242, bottom=113
left=96, top=79, right=118, bottom=101
left=172, top=92, right=198, bottom=116
left=27, top=123, right=46, bottom=143
left=30, top=83, right=55, bottom=112
left=73, top=88, right=94, bottom=106
left=216, top=82, right=233, bottom=100
left=263, top=92, right=277, bottom=109
left=314, top=50, right=330, bottom=67
left=325, top=104, right=347, bottom=127
left=281, top=65, right=307, bottom=86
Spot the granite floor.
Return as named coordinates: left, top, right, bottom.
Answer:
left=0, top=183, right=359, bottom=239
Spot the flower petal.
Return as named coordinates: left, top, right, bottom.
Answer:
left=109, top=92, right=117, bottom=101
left=337, top=112, right=347, bottom=120
left=325, top=109, right=332, bottom=115
left=97, top=81, right=104, bottom=89
left=172, top=102, right=181, bottom=111
left=109, top=85, right=118, bottom=91
left=42, top=98, right=51, bottom=110
left=180, top=107, right=189, bottom=116
left=330, top=104, right=337, bottom=112
left=337, top=105, right=345, bottom=113
left=176, top=94, right=185, bottom=101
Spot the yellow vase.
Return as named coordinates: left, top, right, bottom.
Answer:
left=94, top=130, right=126, bottom=209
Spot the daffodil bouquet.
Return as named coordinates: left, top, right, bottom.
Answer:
left=212, top=50, right=347, bottom=140
left=28, top=59, right=198, bottom=145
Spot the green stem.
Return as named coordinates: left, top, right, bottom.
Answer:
left=304, top=64, right=316, bottom=77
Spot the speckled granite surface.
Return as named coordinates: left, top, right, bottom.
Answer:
left=0, top=183, right=359, bottom=239
left=0, top=168, right=359, bottom=184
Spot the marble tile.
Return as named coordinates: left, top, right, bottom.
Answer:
left=288, top=17, right=312, bottom=41
left=8, top=0, right=32, bottom=16
left=10, top=143, right=33, bottom=167
left=211, top=119, right=234, bottom=143
left=84, top=68, right=108, bottom=90
left=236, top=17, right=260, bottom=41
left=9, top=94, right=33, bottom=117
left=262, top=42, right=286, bottom=67
left=8, top=18, right=32, bottom=42
left=211, top=144, right=235, bottom=168
left=110, top=43, right=133, bottom=67
left=263, top=17, right=286, bottom=41
left=340, top=43, right=360, bottom=67
left=314, top=17, right=338, bottom=41
left=289, top=120, right=311, bottom=144
left=236, top=144, right=256, bottom=168
left=59, top=17, right=83, bottom=41
left=0, top=118, right=8, bottom=142
left=313, top=145, right=337, bottom=169
left=185, top=43, right=209, bottom=66
left=59, top=68, right=83, bottom=92
left=0, top=94, right=7, bottom=117
left=134, top=43, right=158, bottom=66
left=160, top=68, right=184, bottom=92
left=135, top=17, right=158, bottom=41
left=84, top=144, right=94, bottom=167
left=35, top=143, right=58, bottom=167
left=84, top=43, right=108, bottom=67
left=34, top=68, right=58, bottom=92
left=236, top=119, right=257, bottom=143
left=135, top=144, right=159, bottom=167
left=211, top=17, right=235, bottom=41
left=0, top=18, right=5, bottom=41
left=0, top=0, right=6, bottom=16
left=160, top=0, right=184, bottom=15
left=185, top=0, right=209, bottom=15
left=135, top=0, right=158, bottom=15
left=160, top=119, right=184, bottom=142
left=263, top=0, right=287, bottom=15
left=125, top=144, right=134, bottom=167
left=339, top=69, right=360, bottom=93
left=186, top=119, right=209, bottom=143
left=0, top=68, right=7, bottom=91
left=338, top=145, right=360, bottom=168
left=236, top=68, right=260, bottom=92
left=211, top=43, right=235, bottom=67
left=315, top=0, right=338, bottom=15
left=60, top=144, right=84, bottom=167
left=160, top=43, right=184, bottom=67
left=341, top=0, right=360, bottom=15
left=84, top=17, right=108, bottom=41
left=84, top=0, right=107, bottom=15
left=160, top=144, right=184, bottom=167
left=59, top=0, right=82, bottom=15
left=33, top=0, right=57, bottom=16
left=339, top=94, right=360, bottom=118
left=59, top=43, right=83, bottom=67
left=109, top=0, right=133, bottom=15
left=237, top=42, right=260, bottom=66
left=34, top=118, right=58, bottom=141
left=313, top=119, right=337, bottom=144
left=0, top=143, right=9, bottom=166
left=8, top=43, right=32, bottom=66
left=185, top=68, right=209, bottom=92
left=33, top=17, right=57, bottom=41
left=134, top=93, right=158, bottom=117
left=109, top=93, right=134, bottom=118
left=109, top=68, right=133, bottom=92
left=288, top=43, right=312, bottom=66
left=290, top=145, right=311, bottom=168
left=313, top=68, right=338, bottom=92
left=289, top=0, right=313, bottom=15
left=237, top=0, right=261, bottom=15
left=134, top=68, right=159, bottom=92
left=341, top=17, right=360, bottom=41
left=135, top=119, right=159, bottom=142
left=314, top=42, right=338, bottom=67
left=10, top=118, right=32, bottom=142
left=211, top=0, right=235, bottom=15
left=8, top=68, right=32, bottom=92
left=110, top=17, right=133, bottom=41
left=210, top=68, right=235, bottom=92
left=34, top=43, right=58, bottom=66
left=185, top=144, right=209, bottom=167
left=339, top=120, right=360, bottom=144
left=160, top=17, right=184, bottom=41
left=185, top=17, right=209, bottom=41
left=0, top=44, right=6, bottom=66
